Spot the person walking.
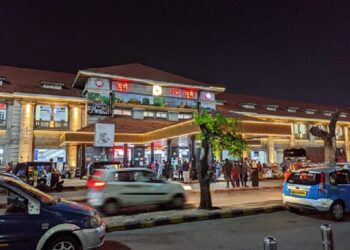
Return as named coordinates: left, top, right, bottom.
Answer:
left=222, top=159, right=233, bottom=188
left=182, top=160, right=190, bottom=184
left=231, top=161, right=240, bottom=187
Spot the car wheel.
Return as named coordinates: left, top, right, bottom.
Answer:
left=102, top=200, right=119, bottom=216
left=330, top=201, right=344, bottom=221
left=171, top=195, right=185, bottom=209
left=46, top=234, right=82, bottom=250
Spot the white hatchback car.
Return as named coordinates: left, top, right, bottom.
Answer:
left=87, top=168, right=186, bottom=215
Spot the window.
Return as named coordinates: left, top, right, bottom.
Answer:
left=113, top=109, right=132, bottom=116
left=144, top=111, right=155, bottom=118
left=324, top=111, right=332, bottom=117
left=134, top=171, right=153, bottom=182
left=35, top=105, right=69, bottom=129
left=0, top=103, right=7, bottom=124
left=240, top=103, right=256, bottom=109
left=156, top=112, right=167, bottom=118
left=294, top=123, right=308, bottom=139
left=336, top=126, right=344, bottom=140
left=178, top=113, right=193, bottom=119
left=114, top=171, right=134, bottom=182
left=265, top=105, right=278, bottom=111
left=287, top=172, right=321, bottom=185
left=0, top=185, right=28, bottom=215
left=41, top=81, right=65, bottom=90
left=305, top=109, right=317, bottom=115
left=287, top=107, right=298, bottom=113
left=329, top=170, right=350, bottom=185
left=340, top=113, right=348, bottom=118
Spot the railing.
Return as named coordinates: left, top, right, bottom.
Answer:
left=35, top=120, right=69, bottom=130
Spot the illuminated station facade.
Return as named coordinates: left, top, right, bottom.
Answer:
left=0, top=63, right=349, bottom=174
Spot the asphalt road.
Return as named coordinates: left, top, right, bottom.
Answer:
left=101, top=211, right=350, bottom=250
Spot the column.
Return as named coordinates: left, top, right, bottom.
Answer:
left=289, top=123, right=296, bottom=147
left=267, top=136, right=275, bottom=164
left=167, top=139, right=172, bottom=162
left=67, top=145, right=77, bottom=169
left=123, top=144, right=128, bottom=165
left=344, top=127, right=350, bottom=162
left=190, top=135, right=196, bottom=168
left=80, top=144, right=86, bottom=178
left=19, top=102, right=35, bottom=162
left=69, top=105, right=82, bottom=132
left=150, top=142, right=155, bottom=163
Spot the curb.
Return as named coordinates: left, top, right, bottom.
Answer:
left=105, top=204, right=285, bottom=232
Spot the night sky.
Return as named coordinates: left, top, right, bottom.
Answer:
left=0, top=0, right=350, bottom=106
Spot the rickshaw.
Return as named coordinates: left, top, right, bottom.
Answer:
left=13, top=162, right=64, bottom=192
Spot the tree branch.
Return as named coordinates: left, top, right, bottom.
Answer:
left=329, top=110, right=340, bottom=138
left=309, top=127, right=328, bottom=141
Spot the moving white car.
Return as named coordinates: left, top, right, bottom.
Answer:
left=87, top=168, right=186, bottom=215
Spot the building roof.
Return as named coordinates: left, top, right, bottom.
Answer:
left=78, top=116, right=186, bottom=133
left=81, top=63, right=210, bottom=87
left=0, top=65, right=81, bottom=97
left=217, top=92, right=350, bottom=122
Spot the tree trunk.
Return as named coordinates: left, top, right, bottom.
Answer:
left=324, top=140, right=336, bottom=164
left=198, top=124, right=212, bottom=209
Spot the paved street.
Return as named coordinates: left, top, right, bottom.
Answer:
left=102, top=211, right=350, bottom=250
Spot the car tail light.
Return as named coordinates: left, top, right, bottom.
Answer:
left=87, top=179, right=107, bottom=190
left=318, top=172, right=326, bottom=193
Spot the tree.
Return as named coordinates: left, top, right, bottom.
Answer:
left=194, top=110, right=247, bottom=209
left=309, top=111, right=340, bottom=164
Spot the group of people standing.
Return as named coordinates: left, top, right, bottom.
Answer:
left=221, top=158, right=262, bottom=188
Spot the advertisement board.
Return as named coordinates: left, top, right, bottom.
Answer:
left=94, top=123, right=115, bottom=147
left=87, top=91, right=111, bottom=115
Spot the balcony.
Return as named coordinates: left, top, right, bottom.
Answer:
left=35, top=120, right=69, bottom=130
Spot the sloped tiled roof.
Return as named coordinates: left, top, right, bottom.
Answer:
left=84, top=63, right=209, bottom=87
left=217, top=92, right=350, bottom=122
left=0, top=65, right=81, bottom=97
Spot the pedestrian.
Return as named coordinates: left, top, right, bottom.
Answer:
left=182, top=160, right=190, bottom=184
left=241, top=158, right=249, bottom=187
left=5, top=162, right=13, bottom=173
left=222, top=159, right=233, bottom=188
left=251, top=160, right=259, bottom=187
left=178, top=160, right=183, bottom=181
left=129, top=161, right=135, bottom=168
left=231, top=161, right=240, bottom=187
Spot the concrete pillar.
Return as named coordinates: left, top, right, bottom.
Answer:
left=69, top=105, right=82, bottom=132
left=167, top=139, right=171, bottom=162
left=289, top=123, right=296, bottom=147
left=123, top=144, right=128, bottom=165
left=344, top=127, right=350, bottom=162
left=267, top=136, right=275, bottom=164
left=67, top=145, right=77, bottom=169
left=150, top=142, right=155, bottom=163
left=190, top=135, right=196, bottom=167
left=18, top=102, right=35, bottom=162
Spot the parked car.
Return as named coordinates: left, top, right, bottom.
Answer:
left=283, top=166, right=350, bottom=220
left=87, top=168, right=186, bottom=215
left=0, top=175, right=105, bottom=250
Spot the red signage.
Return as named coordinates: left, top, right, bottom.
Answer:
left=116, top=82, right=129, bottom=92
left=0, top=103, right=6, bottom=110
left=168, top=88, right=181, bottom=96
left=184, top=90, right=194, bottom=99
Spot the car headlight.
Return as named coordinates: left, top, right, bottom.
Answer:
left=89, top=215, right=102, bottom=228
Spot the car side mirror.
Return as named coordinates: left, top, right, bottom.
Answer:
left=28, top=200, right=40, bottom=215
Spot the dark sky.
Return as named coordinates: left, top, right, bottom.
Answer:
left=1, top=0, right=350, bottom=106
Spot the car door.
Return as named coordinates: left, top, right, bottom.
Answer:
left=333, top=170, right=350, bottom=210
left=133, top=171, right=169, bottom=205
left=0, top=184, right=43, bottom=250
left=111, top=170, right=142, bottom=206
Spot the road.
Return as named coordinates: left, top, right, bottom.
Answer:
left=101, top=211, right=350, bottom=250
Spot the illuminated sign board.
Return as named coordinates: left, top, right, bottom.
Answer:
left=153, top=85, right=162, bottom=96
left=116, top=82, right=129, bottom=92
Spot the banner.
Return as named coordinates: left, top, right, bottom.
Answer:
left=94, top=123, right=115, bottom=147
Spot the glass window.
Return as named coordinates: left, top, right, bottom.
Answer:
left=35, top=105, right=51, bottom=121
left=144, top=111, right=155, bottom=118
left=156, top=112, right=167, bottom=118
left=287, top=172, right=321, bottom=185
left=240, top=103, right=256, bottom=109
left=294, top=124, right=308, bottom=139
left=114, top=171, right=134, bottom=182
left=336, top=126, right=344, bottom=139
left=53, top=106, right=68, bottom=122
left=329, top=170, right=350, bottom=185
left=134, top=171, right=153, bottom=182
left=0, top=185, right=28, bottom=215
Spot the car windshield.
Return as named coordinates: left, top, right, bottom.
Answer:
left=287, top=172, right=321, bottom=185
left=4, top=177, right=56, bottom=205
